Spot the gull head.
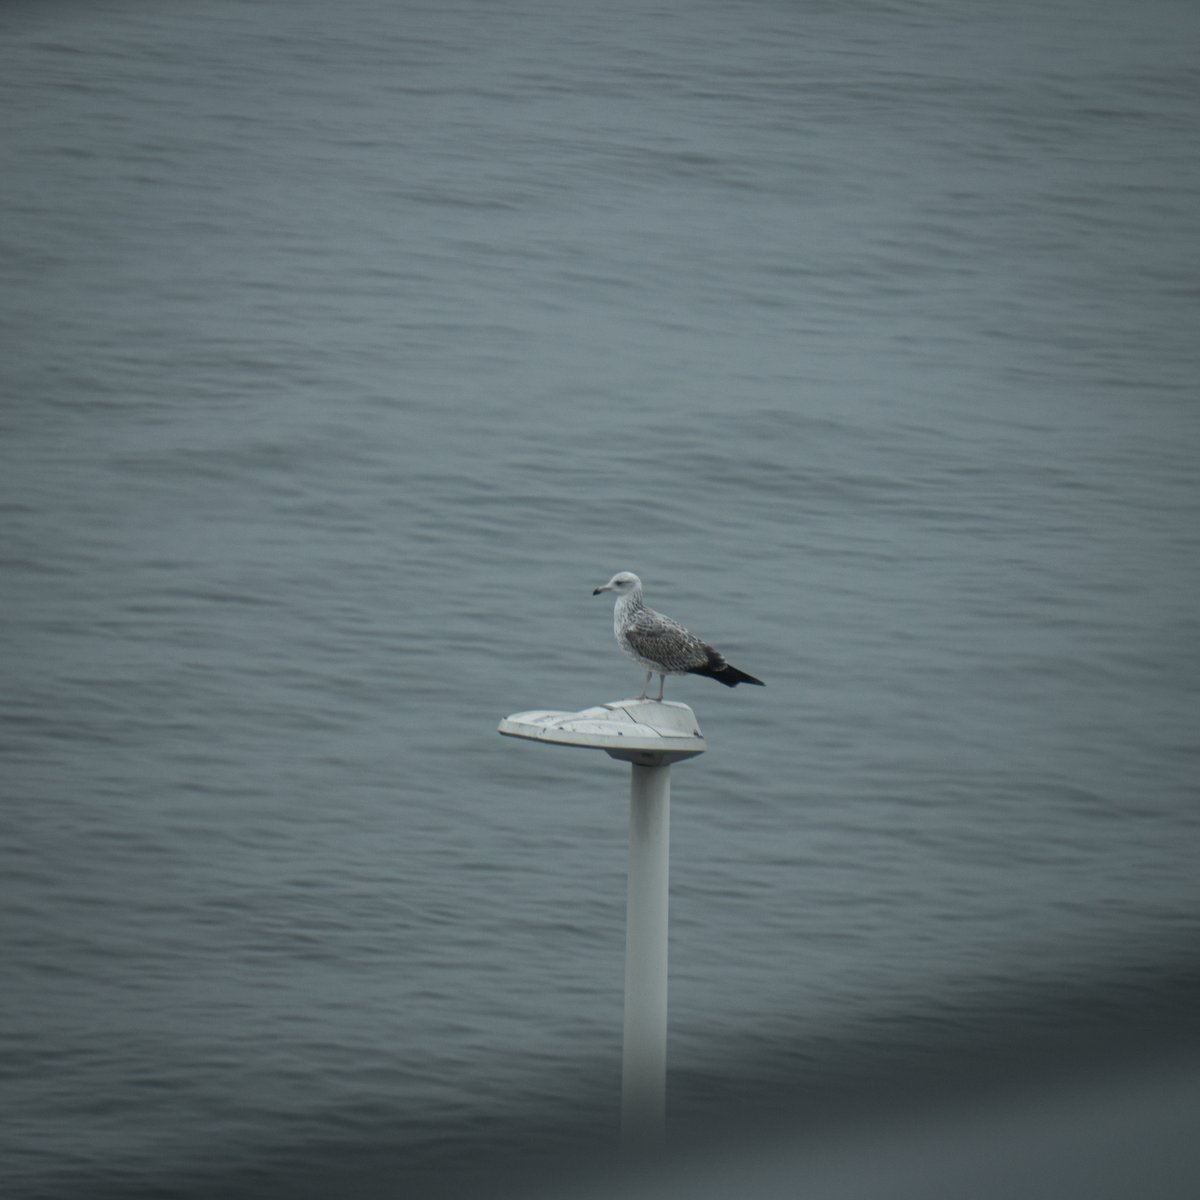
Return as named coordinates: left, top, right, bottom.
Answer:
left=592, top=571, right=642, bottom=596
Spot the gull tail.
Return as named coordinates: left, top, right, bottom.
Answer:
left=687, top=657, right=765, bottom=688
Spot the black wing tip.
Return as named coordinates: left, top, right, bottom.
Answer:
left=687, top=663, right=765, bottom=688
left=726, top=667, right=766, bottom=687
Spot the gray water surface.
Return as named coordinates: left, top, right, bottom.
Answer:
left=3, top=1, right=1199, bottom=1196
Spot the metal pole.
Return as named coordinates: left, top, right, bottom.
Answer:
left=621, top=759, right=670, bottom=1149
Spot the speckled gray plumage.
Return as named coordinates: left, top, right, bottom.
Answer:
left=615, top=588, right=718, bottom=674
left=593, top=572, right=764, bottom=699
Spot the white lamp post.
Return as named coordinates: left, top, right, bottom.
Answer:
left=498, top=699, right=707, bottom=1148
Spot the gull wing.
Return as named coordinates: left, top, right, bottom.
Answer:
left=623, top=613, right=715, bottom=672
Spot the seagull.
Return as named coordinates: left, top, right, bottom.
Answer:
left=592, top=571, right=765, bottom=702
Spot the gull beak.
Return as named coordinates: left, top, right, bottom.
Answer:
left=592, top=584, right=610, bottom=595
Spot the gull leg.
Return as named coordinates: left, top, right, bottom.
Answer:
left=655, top=674, right=665, bottom=702
left=637, top=670, right=652, bottom=700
